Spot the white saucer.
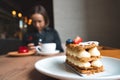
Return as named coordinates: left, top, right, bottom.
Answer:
left=37, top=50, right=60, bottom=55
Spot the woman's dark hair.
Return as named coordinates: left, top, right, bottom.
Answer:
left=30, top=5, right=49, bottom=27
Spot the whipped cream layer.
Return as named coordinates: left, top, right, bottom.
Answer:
left=66, top=49, right=90, bottom=58
left=67, top=57, right=103, bottom=68
left=67, top=57, right=91, bottom=68
left=79, top=41, right=99, bottom=46
left=89, top=47, right=100, bottom=56
left=91, top=59, right=103, bottom=67
left=78, top=50, right=91, bottom=58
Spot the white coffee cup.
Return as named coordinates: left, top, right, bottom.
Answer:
left=36, top=43, right=56, bottom=55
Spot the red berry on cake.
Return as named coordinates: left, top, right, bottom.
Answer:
left=73, top=36, right=82, bottom=44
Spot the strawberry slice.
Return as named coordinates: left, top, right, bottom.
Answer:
left=73, top=36, right=82, bottom=44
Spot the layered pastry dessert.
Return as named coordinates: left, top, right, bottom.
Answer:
left=66, top=36, right=104, bottom=74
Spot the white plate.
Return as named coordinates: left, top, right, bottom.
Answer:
left=37, top=50, right=60, bottom=55
left=35, top=56, right=120, bottom=80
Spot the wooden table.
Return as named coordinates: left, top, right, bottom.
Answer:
left=0, top=49, right=120, bottom=80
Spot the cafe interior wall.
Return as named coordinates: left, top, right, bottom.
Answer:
left=53, top=0, right=120, bottom=48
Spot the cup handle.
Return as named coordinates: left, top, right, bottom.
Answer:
left=36, top=46, right=41, bottom=54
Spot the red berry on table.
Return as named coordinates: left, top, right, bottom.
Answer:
left=73, top=36, right=82, bottom=44
left=18, top=46, right=29, bottom=53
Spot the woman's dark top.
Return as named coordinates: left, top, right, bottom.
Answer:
left=22, top=27, right=64, bottom=52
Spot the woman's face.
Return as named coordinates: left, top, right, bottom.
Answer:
left=31, top=13, right=45, bottom=31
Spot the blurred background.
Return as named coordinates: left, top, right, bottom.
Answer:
left=0, top=0, right=54, bottom=54
left=0, top=0, right=54, bottom=39
left=0, top=0, right=120, bottom=54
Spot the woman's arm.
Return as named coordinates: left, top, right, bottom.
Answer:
left=53, top=30, right=64, bottom=52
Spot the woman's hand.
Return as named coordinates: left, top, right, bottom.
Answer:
left=27, top=43, right=35, bottom=50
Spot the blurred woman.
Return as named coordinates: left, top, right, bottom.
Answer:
left=22, top=5, right=64, bottom=52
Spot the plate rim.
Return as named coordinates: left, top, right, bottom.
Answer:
left=35, top=55, right=120, bottom=79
